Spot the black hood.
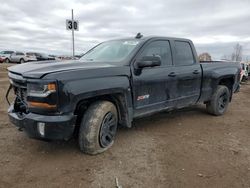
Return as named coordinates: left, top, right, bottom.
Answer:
left=8, top=60, right=122, bottom=79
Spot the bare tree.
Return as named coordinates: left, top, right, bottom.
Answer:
left=231, top=43, right=242, bottom=62
left=221, top=54, right=231, bottom=61
left=245, top=56, right=249, bottom=62
left=198, top=52, right=212, bottom=61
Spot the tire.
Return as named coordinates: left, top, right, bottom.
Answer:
left=206, top=85, right=230, bottom=116
left=4, top=58, right=10, bottom=63
left=78, top=100, right=118, bottom=155
left=242, top=76, right=248, bottom=82
left=20, top=59, right=25, bottom=64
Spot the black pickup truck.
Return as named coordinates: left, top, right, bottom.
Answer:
left=7, top=35, right=241, bottom=154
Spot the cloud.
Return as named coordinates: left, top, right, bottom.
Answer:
left=0, top=0, right=249, bottom=59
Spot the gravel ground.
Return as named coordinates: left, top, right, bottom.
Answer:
left=0, top=63, right=250, bottom=188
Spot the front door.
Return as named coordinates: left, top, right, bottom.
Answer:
left=131, top=40, right=177, bottom=117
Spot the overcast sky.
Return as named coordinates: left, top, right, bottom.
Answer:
left=0, top=0, right=250, bottom=60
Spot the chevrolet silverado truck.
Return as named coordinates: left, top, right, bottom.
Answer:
left=6, top=35, right=241, bottom=154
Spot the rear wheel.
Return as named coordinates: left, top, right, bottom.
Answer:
left=242, top=76, right=248, bottom=82
left=206, top=85, right=230, bottom=116
left=20, top=58, right=25, bottom=64
left=78, top=101, right=118, bottom=155
left=4, top=58, right=10, bottom=63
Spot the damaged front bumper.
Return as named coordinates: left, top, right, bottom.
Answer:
left=8, top=105, right=76, bottom=140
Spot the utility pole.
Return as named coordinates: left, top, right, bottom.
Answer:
left=71, top=9, right=75, bottom=57
left=66, top=9, right=79, bottom=58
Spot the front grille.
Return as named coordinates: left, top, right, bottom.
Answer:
left=15, top=87, right=27, bottom=105
left=13, top=86, right=28, bottom=114
left=8, top=72, right=29, bottom=114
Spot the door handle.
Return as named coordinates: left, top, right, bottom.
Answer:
left=168, top=72, right=176, bottom=77
left=193, top=70, right=199, bottom=74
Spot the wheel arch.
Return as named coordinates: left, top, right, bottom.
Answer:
left=20, top=58, right=25, bottom=63
left=74, top=92, right=133, bottom=129
left=217, top=75, right=235, bottom=101
left=5, top=58, right=10, bottom=63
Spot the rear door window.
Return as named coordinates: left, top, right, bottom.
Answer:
left=174, top=41, right=194, bottom=66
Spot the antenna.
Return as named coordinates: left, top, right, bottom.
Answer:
left=135, top=33, right=143, bottom=39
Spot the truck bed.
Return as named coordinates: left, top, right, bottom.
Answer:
left=199, top=61, right=241, bottom=103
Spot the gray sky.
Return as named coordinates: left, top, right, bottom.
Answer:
left=0, top=0, right=250, bottom=60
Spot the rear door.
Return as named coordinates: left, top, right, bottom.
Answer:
left=12, top=52, right=23, bottom=62
left=17, top=52, right=25, bottom=62
left=131, top=40, right=177, bottom=117
left=172, top=40, right=202, bottom=107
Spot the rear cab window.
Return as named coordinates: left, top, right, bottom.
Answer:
left=174, top=41, right=195, bottom=66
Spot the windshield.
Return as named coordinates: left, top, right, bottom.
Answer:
left=0, top=51, right=14, bottom=54
left=80, top=40, right=140, bottom=62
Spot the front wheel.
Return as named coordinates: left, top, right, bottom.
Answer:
left=206, top=85, right=230, bottom=116
left=78, top=101, right=118, bottom=155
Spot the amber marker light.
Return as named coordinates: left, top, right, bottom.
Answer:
left=47, top=83, right=56, bottom=91
left=28, top=101, right=57, bottom=109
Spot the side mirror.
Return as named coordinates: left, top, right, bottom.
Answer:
left=136, top=55, right=161, bottom=68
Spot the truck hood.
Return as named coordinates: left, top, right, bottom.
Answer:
left=8, top=60, right=122, bottom=79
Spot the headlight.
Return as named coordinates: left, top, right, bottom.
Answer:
left=27, top=81, right=58, bottom=110
left=27, top=82, right=56, bottom=97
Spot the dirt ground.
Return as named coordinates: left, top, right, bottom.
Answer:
left=0, top=63, right=250, bottom=188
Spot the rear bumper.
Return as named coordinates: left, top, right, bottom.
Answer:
left=8, top=105, right=77, bottom=140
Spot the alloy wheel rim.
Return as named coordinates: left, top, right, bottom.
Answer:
left=99, top=112, right=117, bottom=148
left=218, top=92, right=228, bottom=112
